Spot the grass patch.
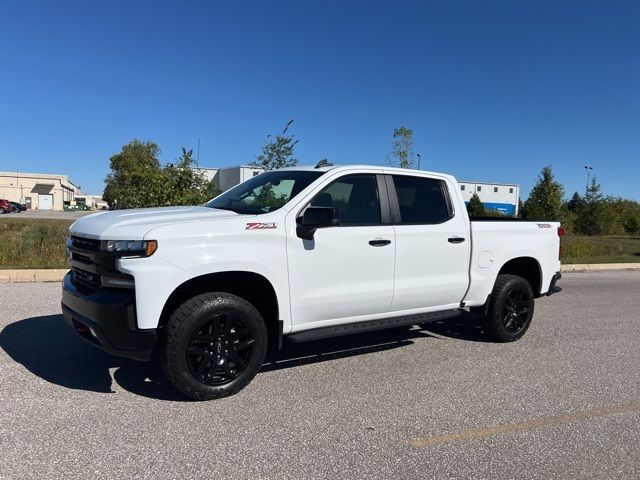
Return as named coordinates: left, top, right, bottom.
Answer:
left=561, top=236, right=640, bottom=264
left=0, top=218, right=73, bottom=269
left=2, top=217, right=639, bottom=269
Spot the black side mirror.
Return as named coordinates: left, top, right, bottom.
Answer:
left=296, top=206, right=339, bottom=240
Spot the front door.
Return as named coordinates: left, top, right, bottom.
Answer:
left=287, top=173, right=395, bottom=327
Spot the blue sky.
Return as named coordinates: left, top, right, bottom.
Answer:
left=1, top=0, right=639, bottom=199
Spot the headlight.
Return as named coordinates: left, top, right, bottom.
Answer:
left=105, top=239, right=158, bottom=257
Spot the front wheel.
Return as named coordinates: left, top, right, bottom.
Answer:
left=481, top=274, right=535, bottom=342
left=161, top=292, right=268, bottom=400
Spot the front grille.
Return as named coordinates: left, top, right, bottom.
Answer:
left=71, top=235, right=100, bottom=251
left=68, top=235, right=134, bottom=292
left=72, top=267, right=101, bottom=294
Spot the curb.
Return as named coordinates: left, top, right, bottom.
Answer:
left=0, top=269, right=69, bottom=283
left=1, top=263, right=640, bottom=283
left=560, top=263, right=640, bottom=272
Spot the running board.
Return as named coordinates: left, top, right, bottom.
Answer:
left=287, top=309, right=461, bottom=343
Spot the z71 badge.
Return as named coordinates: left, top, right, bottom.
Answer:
left=246, top=222, right=278, bottom=230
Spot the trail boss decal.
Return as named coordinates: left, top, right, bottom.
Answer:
left=246, top=222, right=278, bottom=230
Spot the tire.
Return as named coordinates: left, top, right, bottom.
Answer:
left=481, top=274, right=535, bottom=342
left=161, top=292, right=268, bottom=400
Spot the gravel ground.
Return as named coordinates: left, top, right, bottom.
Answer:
left=1, top=271, right=639, bottom=479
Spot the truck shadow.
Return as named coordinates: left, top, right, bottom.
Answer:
left=0, top=313, right=487, bottom=401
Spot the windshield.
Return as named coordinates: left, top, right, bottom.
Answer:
left=205, top=170, right=324, bottom=214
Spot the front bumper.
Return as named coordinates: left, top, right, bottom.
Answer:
left=61, top=271, right=157, bottom=361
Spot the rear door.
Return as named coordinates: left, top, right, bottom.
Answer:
left=387, top=173, right=470, bottom=311
left=286, top=172, right=395, bottom=326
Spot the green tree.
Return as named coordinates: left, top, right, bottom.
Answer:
left=467, top=193, right=486, bottom=216
left=523, top=166, right=565, bottom=221
left=163, top=148, right=215, bottom=205
left=576, top=177, right=605, bottom=235
left=252, top=120, right=299, bottom=171
left=103, top=142, right=219, bottom=209
left=616, top=198, right=640, bottom=235
left=387, top=126, right=414, bottom=168
left=567, top=192, right=585, bottom=213
left=103, top=140, right=165, bottom=209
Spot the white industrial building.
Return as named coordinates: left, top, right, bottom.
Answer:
left=458, top=180, right=520, bottom=216
left=193, top=165, right=263, bottom=192
left=0, top=171, right=80, bottom=210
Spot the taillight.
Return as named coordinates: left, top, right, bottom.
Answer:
left=557, top=226, right=565, bottom=259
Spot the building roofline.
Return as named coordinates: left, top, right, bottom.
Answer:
left=197, top=165, right=263, bottom=170
left=0, top=170, right=78, bottom=189
left=459, top=180, right=520, bottom=187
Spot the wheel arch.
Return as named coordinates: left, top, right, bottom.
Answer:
left=159, top=271, right=281, bottom=348
left=497, top=256, right=542, bottom=296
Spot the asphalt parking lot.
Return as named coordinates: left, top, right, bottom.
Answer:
left=1, top=271, right=639, bottom=479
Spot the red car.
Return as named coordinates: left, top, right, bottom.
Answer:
left=0, top=199, right=13, bottom=214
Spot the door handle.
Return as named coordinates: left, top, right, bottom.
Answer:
left=448, top=236, right=466, bottom=244
left=369, top=239, right=392, bottom=247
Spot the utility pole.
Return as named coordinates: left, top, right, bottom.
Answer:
left=197, top=139, right=201, bottom=168
left=584, top=165, right=593, bottom=192
left=416, top=153, right=421, bottom=170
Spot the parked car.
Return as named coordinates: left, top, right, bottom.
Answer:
left=0, top=199, right=12, bottom=214
left=62, top=163, right=563, bottom=400
left=9, top=201, right=26, bottom=213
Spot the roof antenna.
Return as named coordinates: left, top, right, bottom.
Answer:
left=315, top=159, right=333, bottom=168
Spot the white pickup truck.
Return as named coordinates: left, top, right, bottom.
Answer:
left=62, top=163, right=563, bottom=400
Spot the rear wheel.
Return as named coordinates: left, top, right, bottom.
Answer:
left=161, top=292, right=268, bottom=400
left=481, top=274, right=534, bottom=342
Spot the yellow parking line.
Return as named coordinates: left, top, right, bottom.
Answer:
left=410, top=402, right=640, bottom=448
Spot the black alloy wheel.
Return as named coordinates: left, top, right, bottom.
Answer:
left=481, top=274, right=535, bottom=342
left=161, top=292, right=268, bottom=400
left=501, top=285, right=533, bottom=334
left=186, top=313, right=256, bottom=386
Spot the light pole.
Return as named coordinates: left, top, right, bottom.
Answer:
left=584, top=165, right=593, bottom=191
left=416, top=153, right=421, bottom=170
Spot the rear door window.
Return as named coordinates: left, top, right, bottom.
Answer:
left=392, top=175, right=452, bottom=224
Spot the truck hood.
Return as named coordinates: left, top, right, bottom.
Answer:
left=69, top=206, right=238, bottom=239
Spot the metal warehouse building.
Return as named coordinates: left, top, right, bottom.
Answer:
left=0, top=171, right=79, bottom=210
left=458, top=180, right=520, bottom=216
left=193, top=165, right=263, bottom=192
